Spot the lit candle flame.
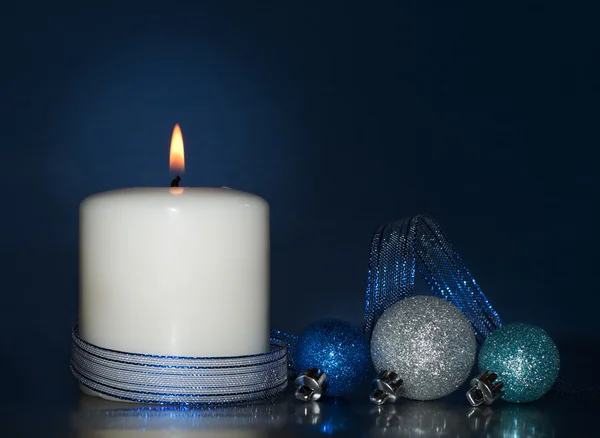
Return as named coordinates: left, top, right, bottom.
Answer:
left=169, top=124, right=185, bottom=173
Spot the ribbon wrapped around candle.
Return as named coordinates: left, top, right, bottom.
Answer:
left=71, top=324, right=288, bottom=404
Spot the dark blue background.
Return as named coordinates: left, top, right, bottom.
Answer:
left=1, top=1, right=598, bottom=404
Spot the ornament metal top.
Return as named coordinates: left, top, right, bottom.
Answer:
left=370, top=370, right=404, bottom=405
left=466, top=370, right=504, bottom=406
left=295, top=368, right=328, bottom=402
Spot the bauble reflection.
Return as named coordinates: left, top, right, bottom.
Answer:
left=368, top=400, right=555, bottom=438
left=293, top=398, right=354, bottom=435
left=469, top=404, right=555, bottom=438
left=368, top=401, right=470, bottom=438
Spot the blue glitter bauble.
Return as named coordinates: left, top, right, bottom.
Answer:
left=478, top=323, right=560, bottom=403
left=294, top=319, right=371, bottom=397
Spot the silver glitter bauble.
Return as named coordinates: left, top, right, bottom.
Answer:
left=371, top=295, right=477, bottom=401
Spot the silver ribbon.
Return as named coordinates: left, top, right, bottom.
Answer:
left=71, top=324, right=288, bottom=404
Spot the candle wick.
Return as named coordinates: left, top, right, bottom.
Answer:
left=171, top=176, right=181, bottom=187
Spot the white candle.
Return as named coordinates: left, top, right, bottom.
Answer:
left=79, top=186, right=270, bottom=357
left=78, top=126, right=270, bottom=358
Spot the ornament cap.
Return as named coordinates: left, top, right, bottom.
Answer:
left=294, top=368, right=328, bottom=402
left=369, top=370, right=404, bottom=405
left=466, top=370, right=504, bottom=406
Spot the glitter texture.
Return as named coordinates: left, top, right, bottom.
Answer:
left=370, top=295, right=477, bottom=400
left=478, top=323, right=560, bottom=403
left=294, top=319, right=371, bottom=397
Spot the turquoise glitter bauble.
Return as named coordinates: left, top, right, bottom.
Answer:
left=478, top=323, right=560, bottom=403
left=294, top=319, right=371, bottom=397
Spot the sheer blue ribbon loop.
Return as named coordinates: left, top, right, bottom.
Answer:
left=364, top=215, right=502, bottom=343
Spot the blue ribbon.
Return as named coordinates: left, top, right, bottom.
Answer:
left=364, top=215, right=502, bottom=343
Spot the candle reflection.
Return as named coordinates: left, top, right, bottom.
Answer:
left=71, top=394, right=286, bottom=438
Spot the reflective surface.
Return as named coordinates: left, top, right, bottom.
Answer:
left=4, top=381, right=594, bottom=438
